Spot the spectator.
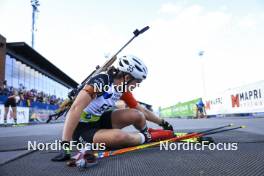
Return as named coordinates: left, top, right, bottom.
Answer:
left=195, top=99, right=207, bottom=119
left=3, top=90, right=23, bottom=125
left=0, top=80, right=9, bottom=96
left=0, top=83, right=64, bottom=107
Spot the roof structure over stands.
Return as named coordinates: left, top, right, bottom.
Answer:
left=6, top=42, right=78, bottom=89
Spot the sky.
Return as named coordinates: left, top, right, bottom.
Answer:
left=1, top=0, right=264, bottom=109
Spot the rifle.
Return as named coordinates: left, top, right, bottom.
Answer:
left=47, top=26, right=150, bottom=123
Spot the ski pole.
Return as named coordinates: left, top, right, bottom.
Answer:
left=196, top=124, right=234, bottom=134
left=95, top=125, right=245, bottom=158
left=201, top=126, right=246, bottom=136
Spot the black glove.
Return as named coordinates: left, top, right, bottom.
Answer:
left=51, top=141, right=71, bottom=162
left=160, top=119, right=174, bottom=131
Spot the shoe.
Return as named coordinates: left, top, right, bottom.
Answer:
left=141, top=130, right=152, bottom=143
left=148, top=128, right=164, bottom=133
left=150, top=130, right=175, bottom=142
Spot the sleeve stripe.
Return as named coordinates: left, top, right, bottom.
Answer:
left=120, top=92, right=138, bottom=108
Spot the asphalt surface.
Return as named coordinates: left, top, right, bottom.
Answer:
left=0, top=117, right=264, bottom=176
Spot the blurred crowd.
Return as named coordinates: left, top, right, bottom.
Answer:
left=0, top=80, right=63, bottom=106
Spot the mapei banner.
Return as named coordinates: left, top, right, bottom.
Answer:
left=226, top=81, right=264, bottom=113
left=204, top=94, right=226, bottom=115
left=204, top=81, right=264, bottom=115
left=0, top=105, right=30, bottom=124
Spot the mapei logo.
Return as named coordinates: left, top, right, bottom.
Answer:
left=231, top=94, right=240, bottom=108
left=231, top=89, right=262, bottom=108
left=205, top=98, right=222, bottom=110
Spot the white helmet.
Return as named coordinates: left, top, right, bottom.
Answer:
left=117, top=55, right=148, bottom=80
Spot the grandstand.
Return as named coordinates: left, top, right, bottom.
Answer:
left=0, top=34, right=78, bottom=123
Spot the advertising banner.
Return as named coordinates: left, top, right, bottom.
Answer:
left=0, top=105, right=30, bottom=124
left=160, top=98, right=200, bottom=118
left=161, top=81, right=264, bottom=117
left=204, top=94, right=226, bottom=115
left=159, top=107, right=173, bottom=118
left=225, top=81, right=264, bottom=114
left=29, top=108, right=58, bottom=123
left=204, top=81, right=264, bottom=115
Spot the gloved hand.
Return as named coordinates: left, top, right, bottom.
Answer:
left=51, top=141, right=71, bottom=162
left=159, top=119, right=174, bottom=131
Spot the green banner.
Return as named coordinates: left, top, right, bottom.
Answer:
left=160, top=98, right=200, bottom=118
